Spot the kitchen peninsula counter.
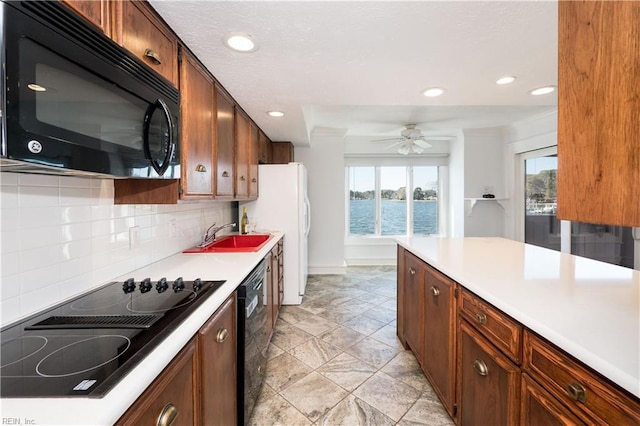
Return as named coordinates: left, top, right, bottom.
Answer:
left=395, top=236, right=640, bottom=399
left=0, top=232, right=284, bottom=426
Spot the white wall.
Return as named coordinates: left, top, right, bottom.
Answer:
left=295, top=133, right=347, bottom=274
left=448, top=132, right=465, bottom=237
left=463, top=128, right=508, bottom=237
left=0, top=173, right=233, bottom=325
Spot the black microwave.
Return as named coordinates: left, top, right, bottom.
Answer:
left=0, top=0, right=180, bottom=178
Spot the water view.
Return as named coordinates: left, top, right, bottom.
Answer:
left=350, top=199, right=438, bottom=235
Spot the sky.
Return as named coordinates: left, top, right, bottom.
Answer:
left=349, top=166, right=438, bottom=192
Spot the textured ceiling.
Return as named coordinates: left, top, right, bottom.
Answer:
left=149, top=0, right=558, bottom=147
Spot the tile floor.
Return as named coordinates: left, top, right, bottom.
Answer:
left=248, top=266, right=455, bottom=425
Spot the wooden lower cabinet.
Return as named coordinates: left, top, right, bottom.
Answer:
left=400, top=250, right=425, bottom=363
left=116, top=340, right=197, bottom=426
left=423, top=264, right=456, bottom=417
left=521, top=373, right=587, bottom=426
left=457, top=320, right=520, bottom=426
left=198, top=294, right=237, bottom=426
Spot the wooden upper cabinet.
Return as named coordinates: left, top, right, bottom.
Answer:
left=234, top=108, right=251, bottom=199
left=258, top=130, right=271, bottom=164
left=179, top=49, right=215, bottom=199
left=215, top=87, right=235, bottom=199
left=271, top=142, right=294, bottom=164
left=249, top=123, right=259, bottom=198
left=112, top=0, right=179, bottom=87
left=557, top=1, right=640, bottom=227
left=61, top=0, right=111, bottom=36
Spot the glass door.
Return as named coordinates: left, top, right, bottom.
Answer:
left=524, top=153, right=559, bottom=251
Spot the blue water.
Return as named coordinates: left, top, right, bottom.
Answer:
left=349, top=199, right=438, bottom=235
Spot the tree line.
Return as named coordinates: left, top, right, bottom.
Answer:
left=350, top=187, right=437, bottom=200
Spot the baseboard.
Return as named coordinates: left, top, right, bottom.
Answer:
left=345, top=258, right=396, bottom=266
left=308, top=264, right=347, bottom=275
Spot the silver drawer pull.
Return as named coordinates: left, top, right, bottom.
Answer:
left=475, top=313, right=487, bottom=325
left=567, top=381, right=587, bottom=403
left=430, top=286, right=440, bottom=297
left=157, top=403, right=177, bottom=426
left=144, top=49, right=162, bottom=65
left=409, top=267, right=416, bottom=275
left=473, top=359, right=488, bottom=376
left=216, top=328, right=229, bottom=343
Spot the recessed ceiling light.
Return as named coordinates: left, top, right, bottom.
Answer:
left=267, top=111, right=284, bottom=117
left=496, top=76, right=517, bottom=85
left=421, top=87, right=445, bottom=97
left=27, top=83, right=47, bottom=92
left=530, top=85, right=557, bottom=96
left=223, top=33, right=258, bottom=53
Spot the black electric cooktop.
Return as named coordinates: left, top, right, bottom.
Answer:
left=0, top=277, right=225, bottom=398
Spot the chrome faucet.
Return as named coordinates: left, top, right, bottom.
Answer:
left=199, top=222, right=237, bottom=247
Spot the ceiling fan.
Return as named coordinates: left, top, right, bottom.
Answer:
left=372, top=124, right=453, bottom=155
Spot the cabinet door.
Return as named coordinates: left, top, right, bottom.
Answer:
left=61, top=0, right=110, bottom=36
left=113, top=0, right=178, bottom=87
left=557, top=1, right=640, bottom=227
left=277, top=239, right=284, bottom=307
left=215, top=87, right=235, bottom=198
left=265, top=251, right=274, bottom=338
left=402, top=251, right=425, bottom=364
left=271, top=142, right=294, bottom=164
left=457, top=320, right=520, bottom=426
left=423, top=265, right=456, bottom=416
left=249, top=123, right=260, bottom=198
left=199, top=294, right=237, bottom=426
left=235, top=109, right=251, bottom=199
left=258, top=130, right=271, bottom=164
left=116, top=340, right=196, bottom=426
left=179, top=50, right=214, bottom=198
left=521, top=373, right=587, bottom=426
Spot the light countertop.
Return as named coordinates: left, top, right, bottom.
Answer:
left=395, top=236, right=640, bottom=399
left=0, top=232, right=283, bottom=426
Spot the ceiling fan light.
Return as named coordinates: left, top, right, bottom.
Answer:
left=397, top=145, right=411, bottom=155
left=413, top=146, right=425, bottom=154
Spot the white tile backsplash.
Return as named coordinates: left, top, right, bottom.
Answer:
left=0, top=172, right=234, bottom=325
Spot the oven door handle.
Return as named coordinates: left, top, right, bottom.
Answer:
left=246, top=295, right=258, bottom=318
left=143, top=98, right=175, bottom=176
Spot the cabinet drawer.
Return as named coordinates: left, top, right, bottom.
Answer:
left=523, top=330, right=640, bottom=425
left=458, top=288, right=522, bottom=363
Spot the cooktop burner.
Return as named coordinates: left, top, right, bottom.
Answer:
left=0, top=277, right=225, bottom=398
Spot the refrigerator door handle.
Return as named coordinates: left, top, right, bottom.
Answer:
left=304, top=196, right=311, bottom=236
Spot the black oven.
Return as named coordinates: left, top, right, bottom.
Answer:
left=0, top=0, right=180, bottom=178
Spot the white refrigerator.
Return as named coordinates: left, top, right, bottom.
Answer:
left=240, top=163, right=310, bottom=304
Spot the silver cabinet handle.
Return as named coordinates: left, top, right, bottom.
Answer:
left=409, top=267, right=416, bottom=275
left=144, top=48, right=162, bottom=65
left=430, top=286, right=440, bottom=297
left=216, top=328, right=229, bottom=343
left=475, top=313, right=487, bottom=325
left=157, top=403, right=177, bottom=426
left=473, top=359, right=488, bottom=376
left=567, top=381, right=587, bottom=403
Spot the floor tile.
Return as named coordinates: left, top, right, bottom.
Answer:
left=292, top=315, right=339, bottom=336
left=353, top=371, right=421, bottom=421
left=278, top=305, right=315, bottom=325
left=369, top=324, right=404, bottom=350
left=342, top=315, right=387, bottom=336
left=289, top=337, right=343, bottom=369
left=379, top=299, right=398, bottom=311
left=248, top=392, right=312, bottom=426
left=280, top=371, right=349, bottom=422
left=346, top=337, right=399, bottom=369
left=381, top=351, right=434, bottom=392
left=361, top=306, right=397, bottom=323
left=264, top=352, right=312, bottom=391
left=398, top=394, right=455, bottom=425
left=319, top=325, right=367, bottom=350
left=317, top=352, right=377, bottom=392
left=318, top=395, right=395, bottom=426
left=271, top=322, right=314, bottom=351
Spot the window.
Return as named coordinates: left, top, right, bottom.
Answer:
left=347, top=165, right=439, bottom=236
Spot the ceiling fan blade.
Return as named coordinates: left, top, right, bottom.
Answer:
left=371, top=137, right=404, bottom=143
left=422, top=136, right=455, bottom=141
left=383, top=141, right=405, bottom=149
left=414, top=139, right=433, bottom=149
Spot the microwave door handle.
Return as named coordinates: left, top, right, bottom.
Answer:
left=143, top=98, right=175, bottom=176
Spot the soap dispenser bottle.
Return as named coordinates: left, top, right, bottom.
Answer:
left=240, top=207, right=249, bottom=234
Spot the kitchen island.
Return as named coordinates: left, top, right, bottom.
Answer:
left=396, top=236, right=640, bottom=424
left=0, top=232, right=283, bottom=425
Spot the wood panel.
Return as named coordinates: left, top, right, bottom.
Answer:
left=402, top=250, right=425, bottom=365
left=61, top=0, right=110, bottom=36
left=234, top=109, right=250, bottom=199
left=249, top=123, right=259, bottom=198
left=215, top=87, right=235, bottom=198
left=112, top=0, right=179, bottom=86
left=179, top=49, right=214, bottom=198
left=116, top=340, right=196, bottom=425
left=114, top=179, right=179, bottom=204
left=521, top=373, right=588, bottom=426
left=270, top=142, right=294, bottom=164
left=557, top=0, right=640, bottom=227
left=199, top=294, right=237, bottom=426
left=258, top=130, right=271, bottom=164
